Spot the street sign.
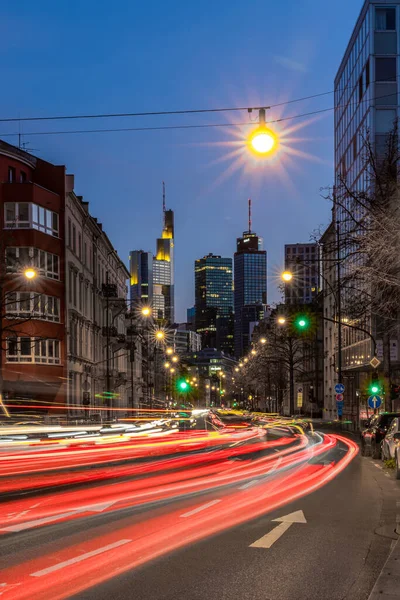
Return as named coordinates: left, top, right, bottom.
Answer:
left=335, top=383, right=345, bottom=394
left=335, top=393, right=344, bottom=403
left=337, top=404, right=343, bottom=416
left=370, top=357, right=381, bottom=369
left=368, top=395, right=382, bottom=410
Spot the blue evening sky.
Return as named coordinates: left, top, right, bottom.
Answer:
left=1, top=0, right=362, bottom=321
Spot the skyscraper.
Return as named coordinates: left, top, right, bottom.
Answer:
left=234, top=200, right=267, bottom=358
left=284, top=243, right=320, bottom=305
left=129, top=184, right=174, bottom=324
left=194, top=253, right=234, bottom=354
left=129, top=250, right=153, bottom=306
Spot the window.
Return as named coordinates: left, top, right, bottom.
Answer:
left=365, top=58, right=370, bottom=88
left=73, top=272, right=77, bottom=307
left=375, top=57, right=396, bottom=82
left=358, top=76, right=363, bottom=103
left=5, top=202, right=59, bottom=236
left=374, top=32, right=397, bottom=54
left=5, top=292, right=60, bottom=322
left=376, top=8, right=396, bottom=31
left=72, top=225, right=76, bottom=253
left=20, top=171, right=27, bottom=183
left=5, top=247, right=60, bottom=280
left=68, top=219, right=72, bottom=247
left=7, top=337, right=60, bottom=364
left=8, top=167, right=16, bottom=182
left=376, top=109, right=397, bottom=133
left=375, top=82, right=397, bottom=105
left=78, top=233, right=82, bottom=260
left=84, top=242, right=87, bottom=266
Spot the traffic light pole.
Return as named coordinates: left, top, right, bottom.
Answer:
left=336, top=221, right=343, bottom=399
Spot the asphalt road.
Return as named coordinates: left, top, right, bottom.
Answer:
left=71, top=440, right=399, bottom=600
left=1, top=433, right=399, bottom=600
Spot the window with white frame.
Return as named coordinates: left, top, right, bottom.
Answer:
left=5, top=292, right=60, bottom=322
left=5, top=247, right=59, bottom=280
left=4, top=202, right=59, bottom=237
left=6, top=337, right=61, bottom=364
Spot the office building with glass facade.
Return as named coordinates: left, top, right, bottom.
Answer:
left=129, top=250, right=153, bottom=306
left=335, top=0, right=400, bottom=372
left=194, top=254, right=234, bottom=354
left=234, top=231, right=267, bottom=358
left=284, top=243, right=320, bottom=305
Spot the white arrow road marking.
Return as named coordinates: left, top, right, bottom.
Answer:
left=180, top=499, right=220, bottom=518
left=250, top=510, right=307, bottom=549
left=0, top=500, right=117, bottom=532
left=30, top=539, right=131, bottom=577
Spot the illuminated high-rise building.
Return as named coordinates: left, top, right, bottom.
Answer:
left=153, top=205, right=174, bottom=323
left=194, top=254, right=234, bottom=355
left=234, top=200, right=267, bottom=358
left=129, top=185, right=174, bottom=323
left=129, top=250, right=153, bottom=306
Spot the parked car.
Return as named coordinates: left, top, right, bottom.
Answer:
left=360, top=412, right=400, bottom=459
left=381, top=417, right=400, bottom=474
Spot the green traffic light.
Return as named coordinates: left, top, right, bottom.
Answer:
left=371, top=385, right=379, bottom=394
left=177, top=379, right=190, bottom=392
left=294, top=315, right=310, bottom=330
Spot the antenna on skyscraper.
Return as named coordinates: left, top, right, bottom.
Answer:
left=162, top=181, right=166, bottom=227
left=248, top=198, right=252, bottom=233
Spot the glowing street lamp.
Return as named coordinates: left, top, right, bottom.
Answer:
left=24, top=268, right=37, bottom=280
left=239, top=362, right=244, bottom=367
left=170, top=368, right=176, bottom=374
left=155, top=330, right=165, bottom=341
left=248, top=109, right=278, bottom=157
left=164, top=362, right=170, bottom=368
left=251, top=349, right=257, bottom=355
left=171, top=355, right=179, bottom=363
left=260, top=338, right=267, bottom=344
left=281, top=271, right=293, bottom=282
left=166, top=347, right=174, bottom=355
left=141, top=306, right=151, bottom=317
left=235, top=367, right=239, bottom=372
left=244, top=357, right=248, bottom=363
left=277, top=316, right=287, bottom=325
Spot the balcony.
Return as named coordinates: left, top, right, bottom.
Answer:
left=102, top=326, right=118, bottom=338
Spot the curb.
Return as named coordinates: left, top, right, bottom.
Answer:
left=367, top=537, right=400, bottom=599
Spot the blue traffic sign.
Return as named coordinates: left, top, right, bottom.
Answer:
left=335, top=383, right=345, bottom=394
left=337, top=403, right=343, bottom=416
left=368, top=395, right=382, bottom=410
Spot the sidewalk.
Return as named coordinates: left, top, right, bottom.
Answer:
left=368, top=521, right=400, bottom=599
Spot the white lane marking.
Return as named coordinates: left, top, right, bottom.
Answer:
left=0, top=583, right=22, bottom=595
left=250, top=510, right=307, bottom=549
left=180, top=499, right=220, bottom=518
left=30, top=539, right=131, bottom=577
left=239, top=479, right=260, bottom=490
left=1, top=501, right=117, bottom=532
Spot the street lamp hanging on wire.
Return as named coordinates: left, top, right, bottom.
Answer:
left=248, top=108, right=278, bottom=157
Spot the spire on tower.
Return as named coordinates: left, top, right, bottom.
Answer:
left=248, top=198, right=252, bottom=233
